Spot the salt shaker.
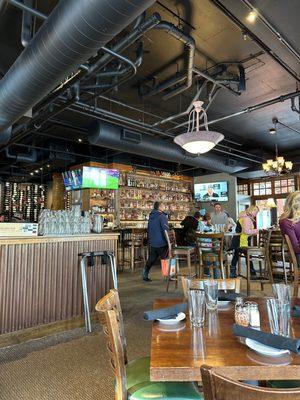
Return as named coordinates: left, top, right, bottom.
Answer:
left=248, top=302, right=260, bottom=327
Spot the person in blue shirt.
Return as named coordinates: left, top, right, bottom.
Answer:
left=142, top=201, right=169, bottom=282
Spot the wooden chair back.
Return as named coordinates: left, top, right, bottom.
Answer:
left=95, top=289, right=127, bottom=364
left=284, top=234, right=299, bottom=297
left=181, top=277, right=240, bottom=299
left=201, top=365, right=300, bottom=399
left=131, top=228, right=146, bottom=243
left=268, top=229, right=292, bottom=284
left=165, top=229, right=177, bottom=254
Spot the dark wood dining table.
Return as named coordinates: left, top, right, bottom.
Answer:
left=150, top=297, right=300, bottom=382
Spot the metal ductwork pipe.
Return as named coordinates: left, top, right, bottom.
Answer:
left=5, top=146, right=37, bottom=163
left=0, top=0, right=156, bottom=140
left=89, top=121, right=249, bottom=174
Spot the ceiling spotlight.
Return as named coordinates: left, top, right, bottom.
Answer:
left=241, top=30, right=247, bottom=41
left=35, top=169, right=39, bottom=173
left=78, top=138, right=82, bottom=142
left=246, top=11, right=257, bottom=23
left=46, top=164, right=50, bottom=168
left=30, top=172, right=34, bottom=176
left=269, top=127, right=276, bottom=134
left=39, top=167, right=43, bottom=171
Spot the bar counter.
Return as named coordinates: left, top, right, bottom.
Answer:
left=0, top=232, right=119, bottom=334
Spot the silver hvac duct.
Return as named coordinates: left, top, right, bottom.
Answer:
left=0, top=0, right=155, bottom=141
left=89, top=121, right=249, bottom=174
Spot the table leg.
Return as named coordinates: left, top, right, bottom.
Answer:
left=246, top=253, right=251, bottom=296
left=187, top=253, right=191, bottom=278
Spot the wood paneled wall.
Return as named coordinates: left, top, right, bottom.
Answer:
left=0, top=236, right=118, bottom=334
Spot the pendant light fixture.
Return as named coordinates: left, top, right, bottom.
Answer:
left=174, top=101, right=224, bottom=154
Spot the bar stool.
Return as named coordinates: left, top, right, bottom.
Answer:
left=79, top=250, right=117, bottom=333
left=121, top=228, right=147, bottom=272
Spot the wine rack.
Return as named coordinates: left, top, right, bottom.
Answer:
left=2, top=182, right=47, bottom=222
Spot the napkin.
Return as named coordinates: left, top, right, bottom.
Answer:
left=218, top=291, right=240, bottom=301
left=143, top=303, right=187, bottom=321
left=232, top=324, right=300, bottom=354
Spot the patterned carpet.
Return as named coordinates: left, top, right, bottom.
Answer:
left=0, top=264, right=270, bottom=400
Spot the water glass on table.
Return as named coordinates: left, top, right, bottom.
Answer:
left=188, top=289, right=206, bottom=327
left=266, top=298, right=290, bottom=337
left=272, top=283, right=292, bottom=303
left=204, top=280, right=218, bottom=310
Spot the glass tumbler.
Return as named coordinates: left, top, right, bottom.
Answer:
left=272, top=283, right=292, bottom=304
left=266, top=298, right=290, bottom=337
left=188, top=289, right=206, bottom=327
left=204, top=280, right=218, bottom=310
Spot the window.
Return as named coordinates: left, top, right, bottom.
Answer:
left=252, top=181, right=272, bottom=196
left=237, top=184, right=248, bottom=195
left=274, top=178, right=295, bottom=195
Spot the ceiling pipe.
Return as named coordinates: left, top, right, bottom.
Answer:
left=0, top=0, right=156, bottom=140
left=4, top=146, right=37, bottom=163
left=88, top=121, right=250, bottom=173
left=7, top=0, right=47, bottom=19
left=210, top=0, right=300, bottom=82
left=240, top=0, right=300, bottom=63
left=35, top=12, right=161, bottom=113
left=168, top=90, right=300, bottom=132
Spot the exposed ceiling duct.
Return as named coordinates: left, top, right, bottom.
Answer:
left=0, top=0, right=156, bottom=141
left=5, top=146, right=37, bottom=163
left=88, top=121, right=249, bottom=174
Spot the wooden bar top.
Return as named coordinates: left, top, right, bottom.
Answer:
left=0, top=232, right=119, bottom=245
left=151, top=298, right=300, bottom=382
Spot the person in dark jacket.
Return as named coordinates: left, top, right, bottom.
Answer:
left=180, top=211, right=201, bottom=245
left=142, top=201, right=169, bottom=282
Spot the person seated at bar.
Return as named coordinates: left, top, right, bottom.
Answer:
left=142, top=201, right=169, bottom=282
left=210, top=202, right=228, bottom=230
left=279, top=191, right=300, bottom=267
left=180, top=211, right=201, bottom=246
left=198, top=213, right=220, bottom=278
left=229, top=205, right=259, bottom=278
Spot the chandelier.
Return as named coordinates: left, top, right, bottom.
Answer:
left=262, top=145, right=293, bottom=175
left=174, top=100, right=224, bottom=154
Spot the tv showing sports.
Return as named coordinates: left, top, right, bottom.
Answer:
left=82, top=167, right=120, bottom=189
left=194, top=181, right=228, bottom=202
left=62, top=169, right=82, bottom=191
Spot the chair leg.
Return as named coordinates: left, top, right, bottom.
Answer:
left=246, top=254, right=251, bottom=296
left=130, top=243, right=134, bottom=272
left=187, top=253, right=192, bottom=278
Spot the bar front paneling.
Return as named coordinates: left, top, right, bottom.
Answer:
left=0, top=234, right=118, bottom=334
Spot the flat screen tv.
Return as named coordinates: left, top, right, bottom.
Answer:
left=62, top=169, right=82, bottom=191
left=82, top=167, right=120, bottom=189
left=194, top=181, right=228, bottom=202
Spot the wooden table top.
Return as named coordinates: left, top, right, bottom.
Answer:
left=150, top=297, right=300, bottom=382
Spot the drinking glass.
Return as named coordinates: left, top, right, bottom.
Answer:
left=266, top=298, right=290, bottom=337
left=272, top=283, right=292, bottom=304
left=188, top=289, right=206, bottom=327
left=204, top=280, right=218, bottom=310
left=191, top=327, right=205, bottom=358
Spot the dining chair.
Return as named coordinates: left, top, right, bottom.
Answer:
left=284, top=234, right=299, bottom=297
left=200, top=365, right=300, bottom=399
left=237, top=229, right=271, bottom=296
left=268, top=229, right=293, bottom=286
left=164, top=229, right=197, bottom=292
left=195, top=232, right=228, bottom=279
left=181, top=277, right=241, bottom=300
left=96, top=289, right=203, bottom=400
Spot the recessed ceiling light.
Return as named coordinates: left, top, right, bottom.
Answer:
left=246, top=11, right=257, bottom=23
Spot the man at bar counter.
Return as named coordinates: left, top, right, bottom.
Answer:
left=142, top=201, right=169, bottom=282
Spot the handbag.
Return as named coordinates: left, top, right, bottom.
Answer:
left=161, top=257, right=177, bottom=277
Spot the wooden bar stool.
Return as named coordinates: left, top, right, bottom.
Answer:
left=164, top=229, right=197, bottom=291
left=120, top=228, right=147, bottom=272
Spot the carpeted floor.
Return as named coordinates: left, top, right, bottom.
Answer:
left=0, top=263, right=271, bottom=400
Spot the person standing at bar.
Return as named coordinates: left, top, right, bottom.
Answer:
left=210, top=202, right=228, bottom=228
left=142, top=201, right=169, bottom=282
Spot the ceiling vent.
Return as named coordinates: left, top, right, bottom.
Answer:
left=121, top=129, right=142, bottom=143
